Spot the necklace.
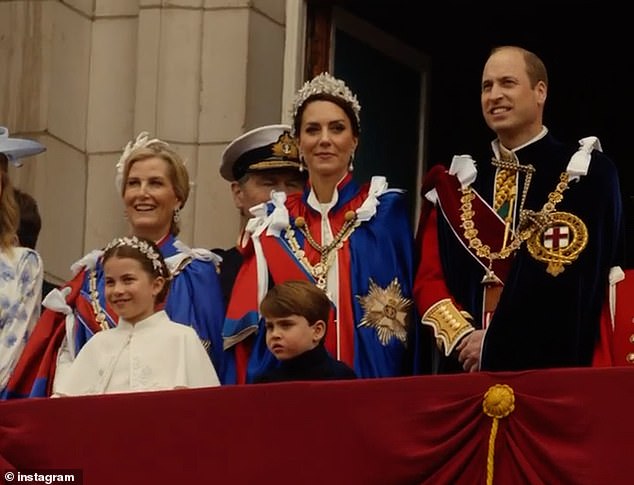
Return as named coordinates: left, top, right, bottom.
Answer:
left=460, top=170, right=571, bottom=280
left=284, top=210, right=359, bottom=290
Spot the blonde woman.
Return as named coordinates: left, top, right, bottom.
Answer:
left=4, top=133, right=225, bottom=398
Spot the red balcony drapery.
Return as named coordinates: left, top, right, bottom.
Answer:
left=1, top=367, right=632, bottom=485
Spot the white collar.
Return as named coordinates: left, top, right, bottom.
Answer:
left=116, top=310, right=167, bottom=332
left=491, top=126, right=549, bottom=158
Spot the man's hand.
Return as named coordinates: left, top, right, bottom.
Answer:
left=456, top=329, right=485, bottom=372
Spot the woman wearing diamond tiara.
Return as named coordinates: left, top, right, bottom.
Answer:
left=224, top=72, right=420, bottom=383
left=4, top=133, right=226, bottom=398
left=54, top=236, right=220, bottom=396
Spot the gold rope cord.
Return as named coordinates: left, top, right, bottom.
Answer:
left=482, top=384, right=515, bottom=485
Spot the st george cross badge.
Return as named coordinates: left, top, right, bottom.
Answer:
left=526, top=211, right=588, bottom=276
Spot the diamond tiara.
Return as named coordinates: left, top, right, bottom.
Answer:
left=103, top=236, right=166, bottom=276
left=291, top=72, right=361, bottom=130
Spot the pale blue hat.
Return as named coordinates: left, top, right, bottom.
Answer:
left=0, top=126, right=46, bottom=167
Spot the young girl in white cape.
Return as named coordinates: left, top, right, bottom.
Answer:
left=54, top=236, right=220, bottom=396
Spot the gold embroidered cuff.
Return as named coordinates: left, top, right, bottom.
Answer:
left=421, top=298, right=475, bottom=357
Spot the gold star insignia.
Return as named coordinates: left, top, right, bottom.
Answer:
left=357, top=278, right=412, bottom=345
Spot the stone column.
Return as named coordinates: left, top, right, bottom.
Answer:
left=1, top=0, right=289, bottom=282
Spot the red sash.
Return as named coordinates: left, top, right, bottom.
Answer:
left=417, top=165, right=513, bottom=327
left=432, top=167, right=512, bottom=282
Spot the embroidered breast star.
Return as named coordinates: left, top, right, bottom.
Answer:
left=356, top=278, right=412, bottom=345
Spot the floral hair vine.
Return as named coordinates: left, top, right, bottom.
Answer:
left=114, top=131, right=166, bottom=193
left=103, top=236, right=166, bottom=277
left=291, top=72, right=361, bottom=132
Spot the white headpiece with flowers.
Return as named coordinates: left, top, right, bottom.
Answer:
left=115, top=131, right=166, bottom=193
left=291, top=72, right=361, bottom=134
left=103, top=235, right=166, bottom=277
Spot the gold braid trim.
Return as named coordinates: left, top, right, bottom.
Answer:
left=483, top=384, right=515, bottom=485
left=421, top=298, right=475, bottom=356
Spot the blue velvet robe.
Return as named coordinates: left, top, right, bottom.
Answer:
left=435, top=133, right=624, bottom=371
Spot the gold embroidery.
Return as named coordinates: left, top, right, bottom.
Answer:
left=421, top=298, right=474, bottom=356
left=357, top=278, right=412, bottom=345
left=271, top=131, right=299, bottom=159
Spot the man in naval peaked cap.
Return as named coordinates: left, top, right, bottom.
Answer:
left=214, top=124, right=307, bottom=306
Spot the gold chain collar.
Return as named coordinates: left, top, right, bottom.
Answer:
left=460, top=171, right=571, bottom=275
left=89, top=269, right=110, bottom=331
left=284, top=210, right=360, bottom=290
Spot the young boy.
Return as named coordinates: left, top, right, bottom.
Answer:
left=253, top=280, right=357, bottom=383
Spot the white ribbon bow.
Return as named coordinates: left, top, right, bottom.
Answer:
left=173, top=240, right=221, bottom=265
left=356, top=176, right=388, bottom=222
left=245, top=202, right=271, bottom=239
left=70, top=249, right=104, bottom=276
left=266, top=191, right=290, bottom=237
left=426, top=155, right=477, bottom=204
left=567, top=136, right=602, bottom=181
left=43, top=286, right=72, bottom=314
left=43, top=287, right=77, bottom=359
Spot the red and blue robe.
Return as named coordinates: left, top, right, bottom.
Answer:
left=223, top=174, right=420, bottom=383
left=2, top=234, right=225, bottom=398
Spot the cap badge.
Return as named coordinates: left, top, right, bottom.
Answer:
left=272, top=131, right=298, bottom=160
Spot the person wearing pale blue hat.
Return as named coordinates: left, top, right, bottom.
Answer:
left=0, top=126, right=45, bottom=395
left=0, top=126, right=46, bottom=169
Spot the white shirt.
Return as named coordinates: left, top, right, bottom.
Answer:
left=54, top=310, right=220, bottom=396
